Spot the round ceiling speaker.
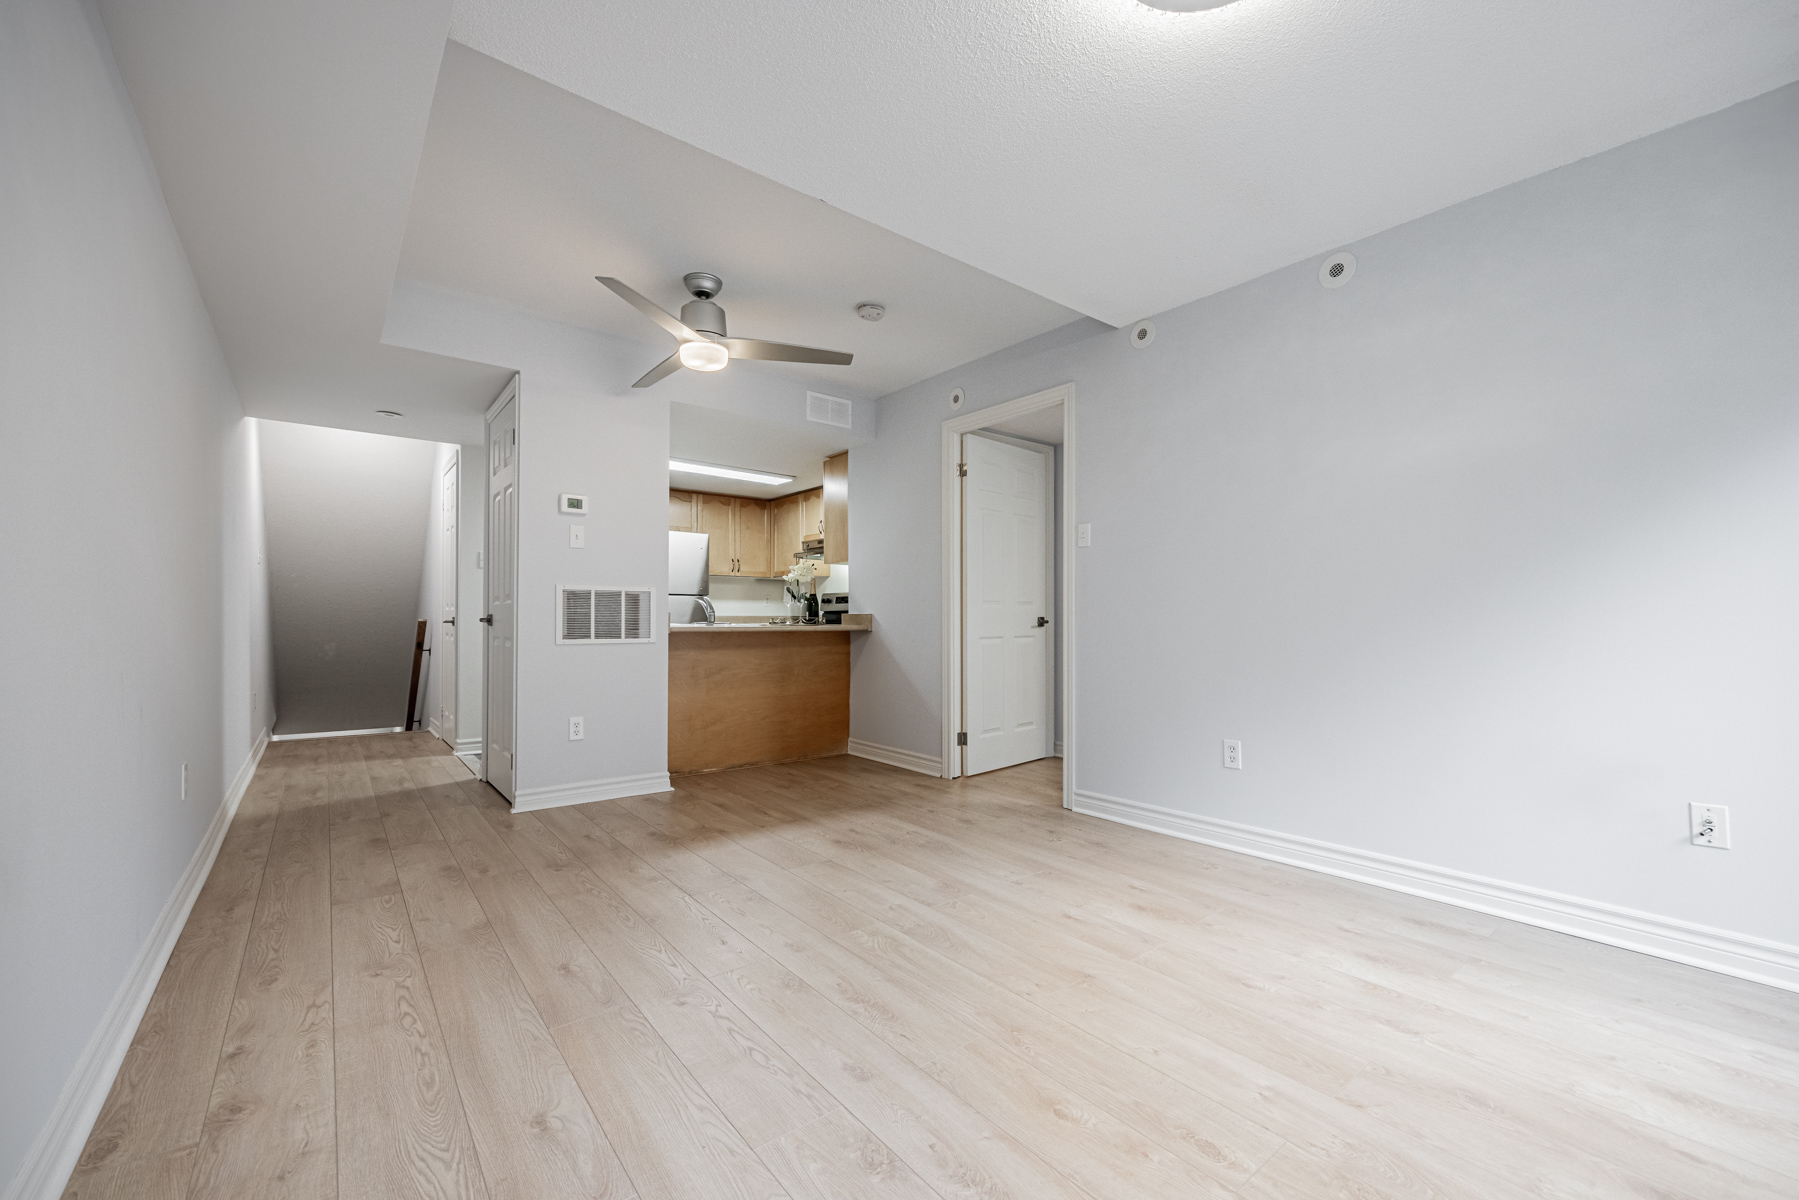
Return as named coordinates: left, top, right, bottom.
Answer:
left=1129, top=320, right=1156, bottom=349
left=1319, top=252, right=1356, bottom=288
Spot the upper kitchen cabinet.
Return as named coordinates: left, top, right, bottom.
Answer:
left=733, top=498, right=773, bottom=576
left=823, top=451, right=849, bottom=563
left=696, top=491, right=774, bottom=576
left=771, top=487, right=825, bottom=566
left=669, top=489, right=699, bottom=532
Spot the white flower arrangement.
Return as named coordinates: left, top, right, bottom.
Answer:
left=782, top=560, right=820, bottom=587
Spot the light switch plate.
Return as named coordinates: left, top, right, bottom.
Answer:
left=569, top=524, right=585, bottom=548
left=1690, top=802, right=1729, bottom=848
left=1077, top=523, right=1092, bottom=547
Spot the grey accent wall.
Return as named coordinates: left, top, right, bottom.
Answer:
left=0, top=0, right=268, bottom=1188
left=260, top=421, right=441, bottom=734
left=852, top=83, right=1799, bottom=948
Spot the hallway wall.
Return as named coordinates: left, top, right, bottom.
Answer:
left=259, top=421, right=442, bottom=735
left=0, top=0, right=271, bottom=1191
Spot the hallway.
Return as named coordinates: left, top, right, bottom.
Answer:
left=66, top=737, right=1799, bottom=1200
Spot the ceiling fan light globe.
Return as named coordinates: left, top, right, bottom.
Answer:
left=677, top=340, right=730, bottom=372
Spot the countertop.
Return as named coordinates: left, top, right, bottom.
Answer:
left=670, top=614, right=872, bottom=632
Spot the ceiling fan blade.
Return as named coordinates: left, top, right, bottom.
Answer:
left=632, top=352, right=684, bottom=389
left=723, top=338, right=853, bottom=366
left=595, top=276, right=703, bottom=343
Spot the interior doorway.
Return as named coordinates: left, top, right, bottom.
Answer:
left=942, top=384, right=1074, bottom=806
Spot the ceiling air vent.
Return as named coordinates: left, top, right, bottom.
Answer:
left=807, top=392, right=853, bottom=429
left=558, top=587, right=654, bottom=644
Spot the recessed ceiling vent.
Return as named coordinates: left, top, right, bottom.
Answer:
left=1319, top=252, right=1357, bottom=289
left=558, top=587, right=653, bottom=644
left=807, top=392, right=853, bottom=429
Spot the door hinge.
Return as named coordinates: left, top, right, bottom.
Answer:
left=956, top=732, right=968, bottom=746
left=957, top=463, right=967, bottom=478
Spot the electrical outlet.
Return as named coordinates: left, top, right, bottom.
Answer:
left=569, top=524, right=585, bottom=548
left=1690, top=803, right=1729, bottom=848
left=181, top=762, right=188, bottom=800
left=1223, top=740, right=1242, bottom=770
left=1077, top=523, right=1092, bottom=547
left=568, top=716, right=585, bottom=741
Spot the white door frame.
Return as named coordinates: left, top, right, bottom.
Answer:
left=435, top=449, right=459, bottom=745
left=482, top=376, right=519, bottom=794
left=941, top=383, right=1075, bottom=808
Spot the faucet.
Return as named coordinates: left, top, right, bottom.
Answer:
left=697, top=596, right=716, bottom=625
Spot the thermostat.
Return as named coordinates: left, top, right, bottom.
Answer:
left=559, top=494, right=588, bottom=514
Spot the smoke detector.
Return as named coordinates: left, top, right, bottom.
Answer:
left=950, top=388, right=964, bottom=408
left=1129, top=320, right=1156, bottom=349
left=1319, top=252, right=1356, bottom=288
left=856, top=303, right=885, bottom=322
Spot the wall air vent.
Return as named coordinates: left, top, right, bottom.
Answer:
left=807, top=392, right=853, bottom=429
left=557, top=587, right=654, bottom=644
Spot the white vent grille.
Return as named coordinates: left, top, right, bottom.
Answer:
left=806, top=392, right=853, bottom=429
left=558, top=587, right=654, bottom=644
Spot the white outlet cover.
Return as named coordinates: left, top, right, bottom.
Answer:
left=569, top=716, right=585, bottom=741
left=1223, top=740, right=1242, bottom=769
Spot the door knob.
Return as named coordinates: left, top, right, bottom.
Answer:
left=480, top=615, right=494, bottom=625
left=1036, top=616, right=1049, bottom=627
left=443, top=618, right=455, bottom=626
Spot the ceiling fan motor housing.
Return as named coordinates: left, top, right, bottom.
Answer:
left=680, top=297, right=727, bottom=337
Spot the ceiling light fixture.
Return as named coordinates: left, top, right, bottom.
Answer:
left=668, top=459, right=795, bottom=486
left=676, top=340, right=730, bottom=372
left=1137, top=0, right=1239, bottom=10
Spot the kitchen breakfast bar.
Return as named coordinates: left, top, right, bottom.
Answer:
left=667, top=616, right=872, bottom=775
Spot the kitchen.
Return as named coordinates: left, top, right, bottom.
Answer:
left=665, top=402, right=869, bottom=774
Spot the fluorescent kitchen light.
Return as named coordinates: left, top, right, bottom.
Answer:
left=669, top=459, right=795, bottom=486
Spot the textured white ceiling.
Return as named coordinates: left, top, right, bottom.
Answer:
left=399, top=45, right=1083, bottom=396
left=450, top=0, right=1799, bottom=326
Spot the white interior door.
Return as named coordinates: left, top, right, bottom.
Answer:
left=436, top=455, right=458, bottom=746
left=963, top=432, right=1053, bottom=774
left=484, top=395, right=517, bottom=800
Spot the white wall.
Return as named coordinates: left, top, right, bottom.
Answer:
left=382, top=283, right=880, bottom=803
left=854, top=83, right=1799, bottom=964
left=259, top=421, right=440, bottom=734
left=455, top=441, right=485, bottom=756
left=0, top=0, right=268, bottom=1191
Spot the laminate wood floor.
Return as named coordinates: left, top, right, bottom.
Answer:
left=66, top=733, right=1799, bottom=1199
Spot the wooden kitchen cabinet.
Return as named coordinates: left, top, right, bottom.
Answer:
left=822, top=451, right=848, bottom=563
left=672, top=487, right=818, bottom=576
left=699, top=493, right=734, bottom=574
left=692, top=491, right=774, bottom=575
left=733, top=497, right=772, bottom=576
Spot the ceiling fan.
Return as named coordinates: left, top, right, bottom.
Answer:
left=596, top=272, right=853, bottom=388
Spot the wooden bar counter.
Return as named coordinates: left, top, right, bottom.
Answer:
left=667, top=617, right=869, bottom=774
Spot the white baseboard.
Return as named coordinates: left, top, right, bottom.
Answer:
left=452, top=736, right=483, bottom=757
left=511, top=771, right=673, bottom=813
left=847, top=738, right=944, bottom=777
left=4, top=729, right=269, bottom=1200
left=1072, top=789, right=1799, bottom=994
left=1053, top=740, right=1064, bottom=758
left=269, top=725, right=402, bottom=742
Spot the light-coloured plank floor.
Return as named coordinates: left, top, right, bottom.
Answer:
left=65, top=732, right=1799, bottom=1200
